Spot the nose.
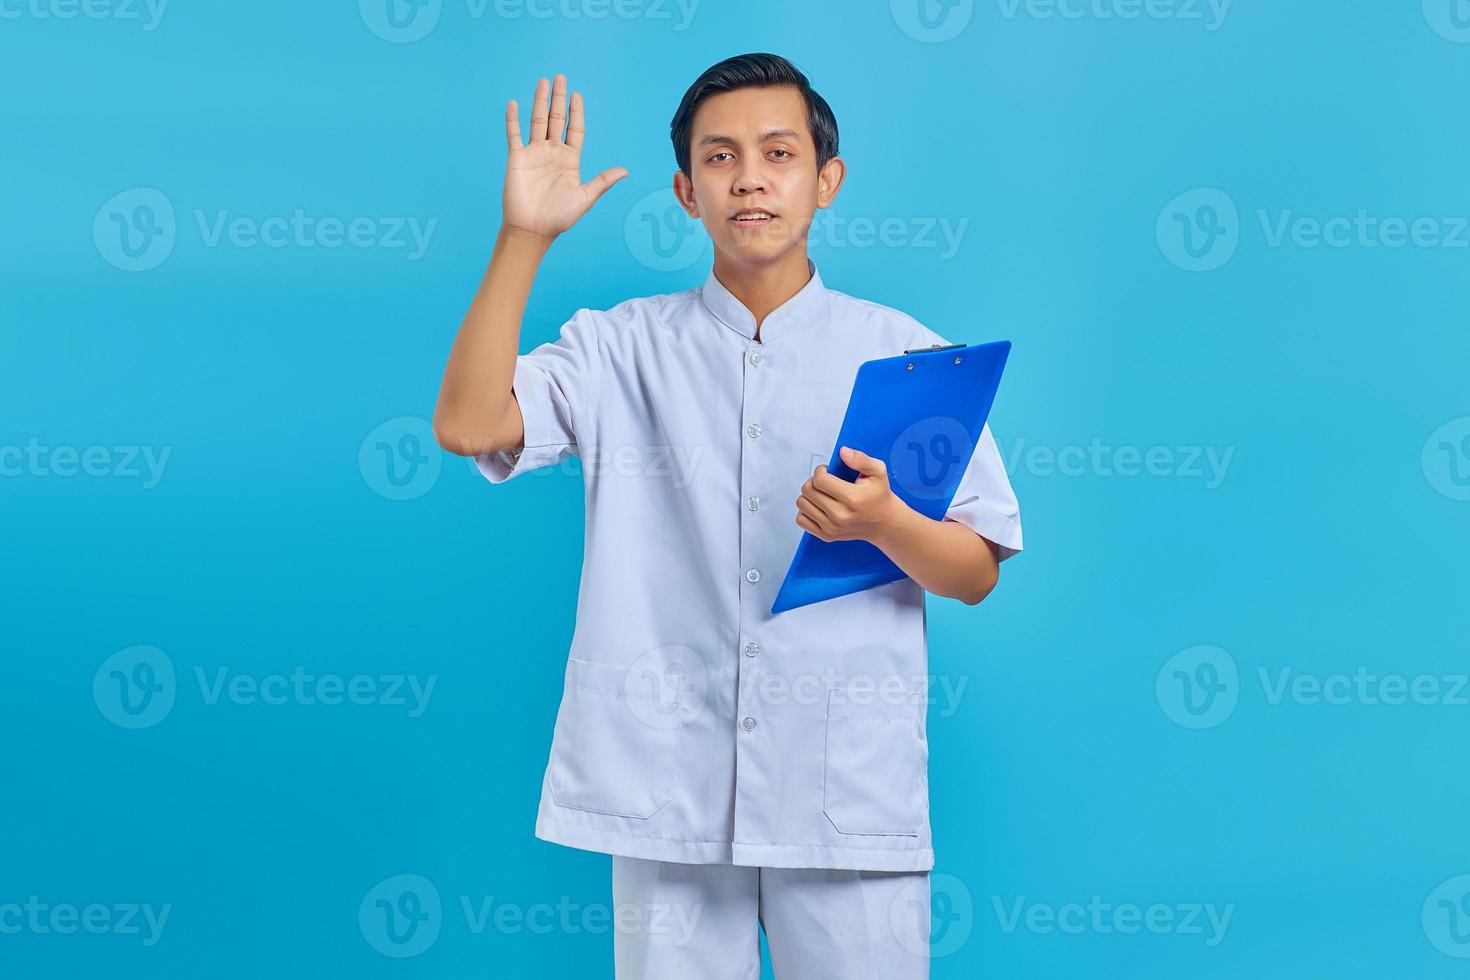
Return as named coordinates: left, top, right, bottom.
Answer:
left=733, top=159, right=768, bottom=196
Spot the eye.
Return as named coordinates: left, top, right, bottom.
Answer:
left=708, top=151, right=733, bottom=163
left=770, top=149, right=791, bottom=160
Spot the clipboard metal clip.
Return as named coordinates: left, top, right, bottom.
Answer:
left=902, top=342, right=967, bottom=355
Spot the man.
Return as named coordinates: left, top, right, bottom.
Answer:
left=433, top=52, right=1023, bottom=980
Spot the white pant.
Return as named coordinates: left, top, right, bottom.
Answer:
left=611, top=856, right=930, bottom=980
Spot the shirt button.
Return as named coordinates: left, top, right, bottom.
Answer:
left=744, top=642, right=760, bottom=658
left=746, top=496, right=760, bottom=512
left=745, top=568, right=761, bottom=583
left=741, top=717, right=756, bottom=732
left=749, top=351, right=763, bottom=366
left=746, top=423, right=763, bottom=439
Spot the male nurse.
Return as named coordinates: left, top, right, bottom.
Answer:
left=433, top=53, right=1023, bottom=980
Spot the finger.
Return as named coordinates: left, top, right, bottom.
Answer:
left=548, top=73, right=568, bottom=142
left=813, top=466, right=858, bottom=501
left=581, top=167, right=629, bottom=207
left=841, top=445, right=887, bottom=478
left=530, top=77, right=551, bottom=141
left=505, top=99, right=523, bottom=151
left=796, top=494, right=827, bottom=526
left=566, top=91, right=586, bottom=150
left=796, top=512, right=831, bottom=542
left=800, top=486, right=846, bottom=523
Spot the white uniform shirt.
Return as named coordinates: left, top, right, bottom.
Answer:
left=477, top=259, right=1022, bottom=872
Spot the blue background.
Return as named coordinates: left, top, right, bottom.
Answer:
left=5, top=0, right=1470, bottom=976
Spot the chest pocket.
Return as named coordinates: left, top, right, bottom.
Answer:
left=822, top=691, right=926, bottom=836
left=547, top=658, right=682, bottom=819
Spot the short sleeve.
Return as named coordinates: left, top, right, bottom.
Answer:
left=474, top=308, right=600, bottom=484
left=944, top=424, right=1023, bottom=562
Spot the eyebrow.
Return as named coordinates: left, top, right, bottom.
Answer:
left=698, top=128, right=802, bottom=147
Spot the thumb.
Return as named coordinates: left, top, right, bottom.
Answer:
left=840, top=445, right=887, bottom=479
left=582, top=167, right=628, bottom=208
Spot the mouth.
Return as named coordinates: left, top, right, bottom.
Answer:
left=729, top=209, right=777, bottom=229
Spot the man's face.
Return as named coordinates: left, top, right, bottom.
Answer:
left=674, top=84, right=843, bottom=268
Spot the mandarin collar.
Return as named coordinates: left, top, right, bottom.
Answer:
left=699, top=258, right=827, bottom=344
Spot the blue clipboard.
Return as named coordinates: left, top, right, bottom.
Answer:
left=770, top=340, right=1011, bottom=614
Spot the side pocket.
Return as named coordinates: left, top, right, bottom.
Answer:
left=547, top=658, right=680, bottom=820
left=822, top=691, right=924, bottom=837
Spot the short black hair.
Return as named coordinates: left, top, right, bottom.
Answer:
left=669, top=53, right=839, bottom=177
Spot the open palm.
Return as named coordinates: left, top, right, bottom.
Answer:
left=503, top=74, right=628, bottom=240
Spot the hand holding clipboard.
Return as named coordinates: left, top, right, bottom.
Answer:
left=771, top=340, right=1012, bottom=614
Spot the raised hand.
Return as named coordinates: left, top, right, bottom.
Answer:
left=502, top=74, right=628, bottom=242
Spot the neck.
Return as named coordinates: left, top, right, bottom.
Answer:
left=711, top=250, right=812, bottom=342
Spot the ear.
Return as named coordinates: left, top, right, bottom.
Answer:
left=673, top=170, right=700, bottom=218
left=815, top=156, right=846, bottom=209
